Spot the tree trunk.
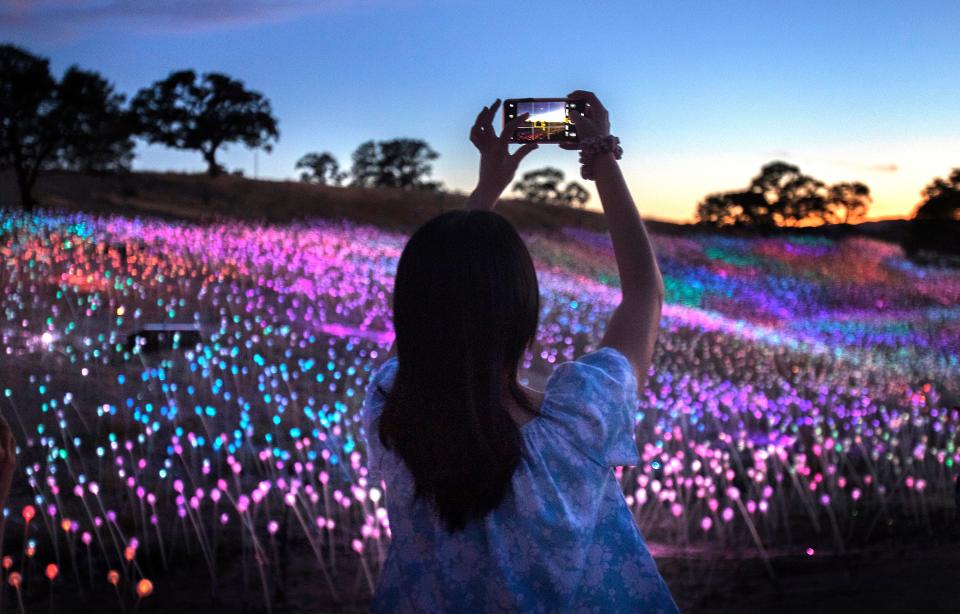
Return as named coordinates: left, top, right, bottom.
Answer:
left=203, top=147, right=222, bottom=177
left=15, top=170, right=35, bottom=212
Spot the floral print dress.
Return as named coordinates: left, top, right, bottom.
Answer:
left=361, top=347, right=679, bottom=613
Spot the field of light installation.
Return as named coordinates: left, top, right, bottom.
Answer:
left=0, top=208, right=958, bottom=612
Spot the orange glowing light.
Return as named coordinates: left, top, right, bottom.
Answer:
left=136, top=578, right=153, bottom=598
left=124, top=546, right=136, bottom=561
left=45, top=563, right=58, bottom=581
left=107, top=570, right=120, bottom=585
left=1, top=556, right=11, bottom=570
left=60, top=519, right=72, bottom=532
left=8, top=572, right=21, bottom=588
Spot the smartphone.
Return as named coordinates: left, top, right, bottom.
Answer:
left=503, top=98, right=587, bottom=144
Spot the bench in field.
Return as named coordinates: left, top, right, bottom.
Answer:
left=126, top=323, right=203, bottom=353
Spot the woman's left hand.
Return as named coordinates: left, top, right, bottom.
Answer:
left=466, top=99, right=538, bottom=210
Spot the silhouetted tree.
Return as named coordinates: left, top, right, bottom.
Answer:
left=748, top=161, right=826, bottom=226
left=824, top=182, right=871, bottom=224
left=0, top=45, right=134, bottom=210
left=696, top=160, right=870, bottom=227
left=915, top=192, right=960, bottom=221
left=513, top=167, right=564, bottom=204
left=696, top=190, right=768, bottom=227
left=915, top=168, right=960, bottom=221
left=904, top=168, right=960, bottom=257
left=55, top=67, right=136, bottom=173
left=130, top=70, right=278, bottom=177
left=349, top=138, right=440, bottom=190
left=557, top=182, right=590, bottom=209
left=0, top=45, right=55, bottom=210
left=512, top=167, right=589, bottom=208
left=350, top=141, right=378, bottom=187
left=749, top=161, right=802, bottom=201
left=920, top=167, right=960, bottom=202
left=296, top=152, right=346, bottom=185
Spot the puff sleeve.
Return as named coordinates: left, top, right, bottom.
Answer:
left=542, top=347, right=641, bottom=467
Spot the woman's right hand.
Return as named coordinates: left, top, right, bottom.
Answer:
left=560, top=90, right=611, bottom=150
left=466, top=99, right=538, bottom=210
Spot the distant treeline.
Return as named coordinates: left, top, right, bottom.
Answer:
left=695, top=161, right=959, bottom=229
left=696, top=161, right=871, bottom=227
left=2, top=43, right=957, bottom=245
left=0, top=44, right=455, bottom=210
left=692, top=160, right=959, bottom=256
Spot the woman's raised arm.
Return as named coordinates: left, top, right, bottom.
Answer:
left=565, top=91, right=665, bottom=387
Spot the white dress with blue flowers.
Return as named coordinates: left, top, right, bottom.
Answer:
left=361, top=347, right=679, bottom=613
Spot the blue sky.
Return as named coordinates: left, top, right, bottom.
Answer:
left=4, top=0, right=959, bottom=221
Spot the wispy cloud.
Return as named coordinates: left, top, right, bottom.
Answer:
left=1, top=0, right=383, bottom=41
left=760, top=151, right=898, bottom=175
left=832, top=160, right=899, bottom=173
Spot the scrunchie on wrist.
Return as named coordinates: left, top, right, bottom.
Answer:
left=578, top=135, right=623, bottom=181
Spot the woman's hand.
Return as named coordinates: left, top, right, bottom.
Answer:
left=559, top=90, right=611, bottom=150
left=466, top=98, right=538, bottom=211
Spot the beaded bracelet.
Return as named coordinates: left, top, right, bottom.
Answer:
left=578, top=135, right=623, bottom=181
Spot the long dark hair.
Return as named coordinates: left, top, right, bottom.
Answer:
left=377, top=210, right=540, bottom=532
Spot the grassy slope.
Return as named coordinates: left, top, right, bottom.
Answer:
left=1, top=170, right=621, bottom=234
left=0, top=170, right=917, bottom=246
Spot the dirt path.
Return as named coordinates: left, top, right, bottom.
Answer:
left=660, top=535, right=960, bottom=613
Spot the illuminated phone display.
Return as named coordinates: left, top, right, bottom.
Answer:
left=503, top=98, right=586, bottom=144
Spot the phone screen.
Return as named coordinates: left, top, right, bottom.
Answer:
left=503, top=98, right=586, bottom=143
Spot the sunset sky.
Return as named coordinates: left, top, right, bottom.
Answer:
left=3, top=0, right=958, bottom=222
